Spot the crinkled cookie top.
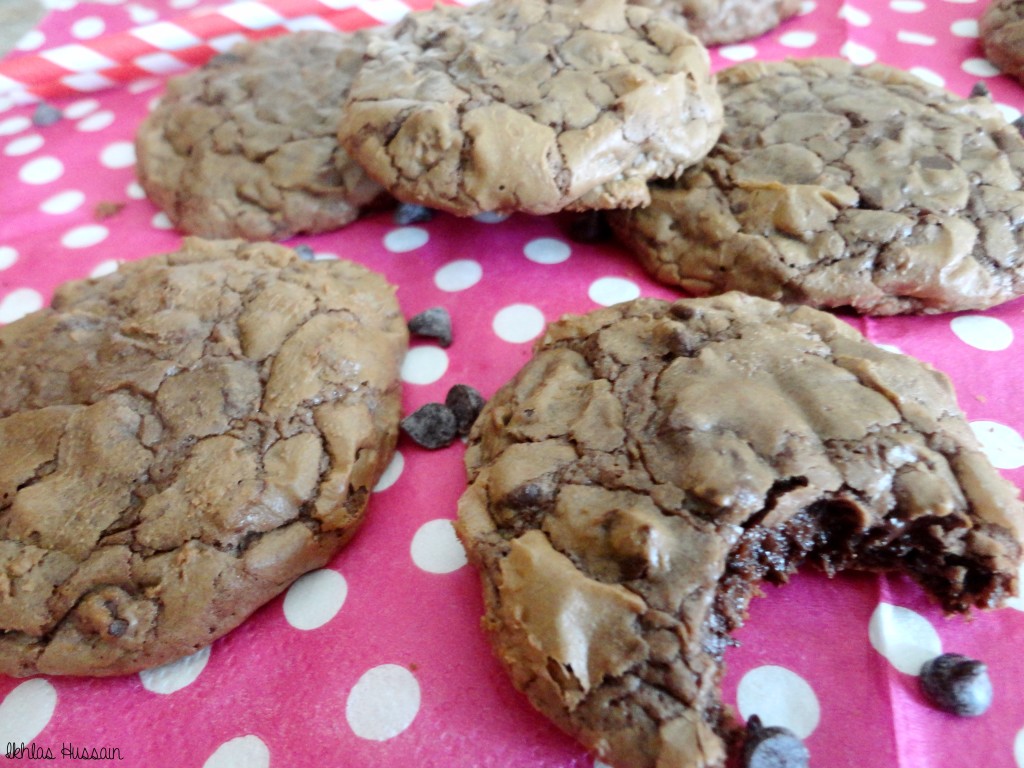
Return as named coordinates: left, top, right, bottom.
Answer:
left=457, top=291, right=1023, bottom=768
left=0, top=238, right=407, bottom=676
left=135, top=31, right=384, bottom=241
left=610, top=58, right=1024, bottom=315
left=338, top=0, right=723, bottom=216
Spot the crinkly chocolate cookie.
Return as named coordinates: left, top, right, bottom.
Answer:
left=609, top=58, right=1024, bottom=315
left=982, top=0, right=1024, bottom=83
left=633, top=0, right=802, bottom=45
left=135, top=31, right=384, bottom=241
left=456, top=292, right=1023, bottom=768
left=337, top=0, right=723, bottom=217
left=0, top=239, right=407, bottom=676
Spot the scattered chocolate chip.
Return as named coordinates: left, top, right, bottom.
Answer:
left=445, top=384, right=485, bottom=435
left=564, top=210, right=612, bottom=243
left=207, top=51, right=244, bottom=67
left=741, top=715, right=810, bottom=768
left=108, top=619, right=129, bottom=637
left=394, top=202, right=434, bottom=225
left=293, top=244, right=316, bottom=261
left=93, top=201, right=126, bottom=220
left=408, top=307, right=452, bottom=347
left=919, top=653, right=993, bottom=716
left=969, top=81, right=991, bottom=100
left=401, top=403, right=459, bottom=449
left=1014, top=115, right=1024, bottom=135
left=31, top=102, right=62, bottom=127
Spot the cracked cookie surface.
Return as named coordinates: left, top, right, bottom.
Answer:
left=135, top=31, right=384, bottom=241
left=337, top=0, right=723, bottom=217
left=456, top=292, right=1024, bottom=768
left=982, top=0, right=1024, bottom=83
left=632, top=0, right=802, bottom=45
left=609, top=58, right=1024, bottom=315
left=0, top=238, right=408, bottom=676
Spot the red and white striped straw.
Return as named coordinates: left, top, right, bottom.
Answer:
left=0, top=0, right=462, bottom=103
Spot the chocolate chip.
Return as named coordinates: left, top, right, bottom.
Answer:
left=408, top=307, right=452, bottom=347
left=293, top=244, right=316, bottom=262
left=741, top=715, right=810, bottom=768
left=108, top=619, right=129, bottom=637
left=401, top=403, right=458, bottom=449
left=969, top=81, right=991, bottom=100
left=394, top=202, right=435, bottom=225
left=31, top=102, right=62, bottom=127
left=445, top=384, right=485, bottom=435
left=919, top=653, right=993, bottom=716
left=1014, top=115, right=1024, bottom=136
left=564, top=210, right=612, bottom=243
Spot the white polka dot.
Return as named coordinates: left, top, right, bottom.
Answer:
left=139, top=646, right=211, bottom=694
left=374, top=451, right=405, bottom=493
left=950, top=314, right=1014, bottom=351
left=152, top=212, right=173, bottom=229
left=411, top=519, right=467, bottom=574
left=950, top=18, right=979, bottom=36
left=798, top=0, right=816, bottom=12
left=779, top=31, right=817, bottom=48
left=61, top=224, right=109, bottom=249
left=736, top=666, right=820, bottom=739
left=838, top=4, right=871, bottom=25
left=970, top=420, right=1024, bottom=469
left=842, top=40, right=878, bottom=65
left=998, top=103, right=1023, bottom=122
left=493, top=304, right=546, bottom=344
left=589, top=277, right=640, bottom=306
left=897, top=30, right=936, bottom=44
left=90, top=259, right=120, bottom=278
left=891, top=0, right=925, bottom=10
left=71, top=16, right=106, bottom=39
left=127, top=4, right=159, bottom=23
left=868, top=603, right=941, bottom=675
left=1016, top=728, right=1024, bottom=768
left=383, top=226, right=429, bottom=253
left=962, top=58, right=1000, bottom=77
left=4, top=134, right=43, bottom=156
left=1007, top=563, right=1024, bottom=612
left=15, top=29, right=45, bottom=52
left=63, top=98, right=99, bottom=119
left=40, top=190, right=86, bottom=215
left=909, top=67, right=945, bottom=87
left=346, top=664, right=421, bottom=741
left=434, top=259, right=482, bottom=292
left=401, top=346, right=449, bottom=385
left=0, top=679, right=57, bottom=744
left=523, top=237, right=571, bottom=264
left=203, top=735, right=270, bottom=768
left=473, top=211, right=509, bottom=223
left=283, top=569, right=348, bottom=630
left=718, top=44, right=758, bottom=62
left=0, top=247, right=17, bottom=270
left=128, top=78, right=162, bottom=95
left=99, top=141, right=136, bottom=169
left=19, top=156, right=63, bottom=184
left=0, top=116, right=29, bottom=137
left=171, top=0, right=201, bottom=7
left=126, top=180, right=146, bottom=199
left=0, top=288, right=43, bottom=324
left=76, top=110, right=115, bottom=132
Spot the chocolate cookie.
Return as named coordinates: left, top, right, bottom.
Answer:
left=337, top=0, right=723, bottom=217
left=632, top=0, right=802, bottom=45
left=609, top=58, right=1024, bottom=315
left=135, top=31, right=384, bottom=241
left=981, top=0, right=1024, bottom=83
left=0, top=238, right=408, bottom=676
left=456, top=292, right=1024, bottom=768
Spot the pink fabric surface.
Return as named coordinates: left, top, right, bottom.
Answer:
left=2, top=2, right=1024, bottom=767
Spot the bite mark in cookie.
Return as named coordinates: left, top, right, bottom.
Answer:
left=0, top=238, right=408, bottom=676
left=456, top=292, right=1024, bottom=768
